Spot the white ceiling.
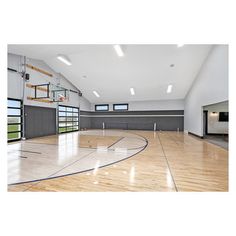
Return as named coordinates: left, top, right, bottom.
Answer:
left=8, top=44, right=212, bottom=103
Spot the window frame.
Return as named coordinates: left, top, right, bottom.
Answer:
left=58, top=105, right=79, bottom=134
left=7, top=98, right=22, bottom=142
left=113, top=103, right=129, bottom=111
left=95, top=104, right=109, bottom=111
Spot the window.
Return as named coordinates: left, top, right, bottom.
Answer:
left=58, top=105, right=79, bottom=133
left=113, top=104, right=128, bottom=111
left=8, top=98, right=22, bottom=141
left=95, top=104, right=109, bottom=111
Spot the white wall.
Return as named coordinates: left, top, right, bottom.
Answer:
left=91, top=99, right=184, bottom=111
left=8, top=53, right=91, bottom=110
left=79, top=96, right=91, bottom=111
left=184, top=45, right=228, bottom=136
left=204, top=101, right=228, bottom=134
left=8, top=53, right=24, bottom=99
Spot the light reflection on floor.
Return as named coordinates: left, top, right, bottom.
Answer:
left=8, top=130, right=147, bottom=185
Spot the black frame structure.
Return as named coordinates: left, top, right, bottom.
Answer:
left=95, top=104, right=109, bottom=111
left=7, top=98, right=22, bottom=142
left=113, top=103, right=129, bottom=111
left=58, top=105, right=79, bottom=133
left=33, top=83, right=50, bottom=99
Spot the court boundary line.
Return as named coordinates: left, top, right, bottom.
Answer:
left=19, top=150, right=42, bottom=154
left=157, top=132, right=178, bottom=192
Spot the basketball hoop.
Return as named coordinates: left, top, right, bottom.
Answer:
left=49, top=84, right=69, bottom=102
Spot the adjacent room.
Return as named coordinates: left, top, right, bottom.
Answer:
left=203, top=101, right=228, bottom=149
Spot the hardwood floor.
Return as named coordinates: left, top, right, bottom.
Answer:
left=8, top=130, right=228, bottom=192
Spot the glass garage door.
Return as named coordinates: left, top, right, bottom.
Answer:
left=8, top=98, right=22, bottom=141
left=58, top=105, right=79, bottom=133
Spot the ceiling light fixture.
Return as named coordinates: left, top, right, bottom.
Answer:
left=114, top=44, right=124, bottom=57
left=177, top=44, right=184, bottom=48
left=167, top=84, right=173, bottom=93
left=93, top=90, right=100, bottom=97
left=130, top=87, right=135, bottom=95
left=57, top=54, right=72, bottom=66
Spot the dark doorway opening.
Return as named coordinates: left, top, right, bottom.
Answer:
left=203, top=110, right=208, bottom=137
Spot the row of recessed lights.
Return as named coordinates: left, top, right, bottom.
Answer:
left=93, top=85, right=172, bottom=98
left=56, top=44, right=184, bottom=65
left=92, top=87, right=135, bottom=98
left=93, top=44, right=177, bottom=97
left=167, top=44, right=182, bottom=92
left=56, top=45, right=125, bottom=66
left=114, top=44, right=184, bottom=57
left=58, top=44, right=178, bottom=98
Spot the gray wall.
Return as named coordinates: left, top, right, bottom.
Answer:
left=24, top=105, right=56, bottom=139
left=80, top=110, right=184, bottom=131
left=80, top=111, right=91, bottom=129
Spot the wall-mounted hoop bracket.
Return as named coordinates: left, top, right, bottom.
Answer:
left=32, top=83, right=50, bottom=99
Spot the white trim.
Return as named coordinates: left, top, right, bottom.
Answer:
left=80, top=114, right=184, bottom=118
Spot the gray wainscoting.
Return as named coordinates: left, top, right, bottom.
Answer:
left=80, top=111, right=91, bottom=129
left=24, top=105, right=56, bottom=139
left=80, top=110, right=184, bottom=131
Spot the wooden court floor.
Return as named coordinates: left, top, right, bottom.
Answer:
left=8, top=130, right=228, bottom=192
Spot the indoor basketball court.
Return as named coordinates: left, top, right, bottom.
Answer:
left=7, top=44, right=228, bottom=192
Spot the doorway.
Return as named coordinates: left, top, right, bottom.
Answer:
left=203, top=110, right=208, bottom=137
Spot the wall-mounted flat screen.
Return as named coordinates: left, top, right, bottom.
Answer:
left=219, top=112, right=228, bottom=122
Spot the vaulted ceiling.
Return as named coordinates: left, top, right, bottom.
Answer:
left=8, top=44, right=212, bottom=103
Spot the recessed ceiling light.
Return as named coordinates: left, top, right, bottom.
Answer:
left=130, top=87, right=135, bottom=95
left=82, top=75, right=87, bottom=79
left=167, top=84, right=173, bottom=93
left=114, top=44, right=124, bottom=57
left=170, top=64, right=175, bottom=67
left=93, top=90, right=100, bottom=97
left=177, top=44, right=184, bottom=48
left=57, top=54, right=72, bottom=66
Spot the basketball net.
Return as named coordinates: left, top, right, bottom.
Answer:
left=58, top=94, right=66, bottom=102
